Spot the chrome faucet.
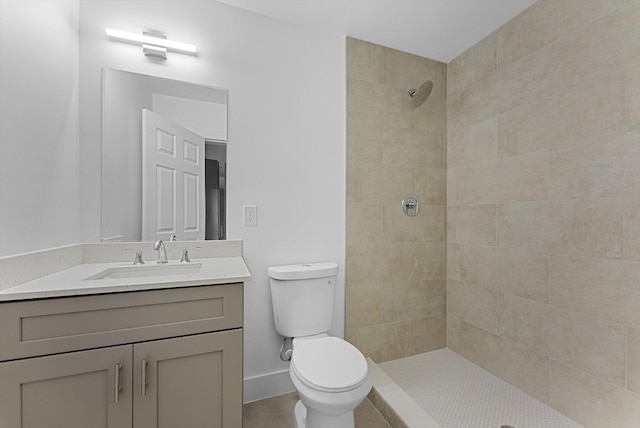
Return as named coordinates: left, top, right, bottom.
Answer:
left=153, top=240, right=168, bottom=264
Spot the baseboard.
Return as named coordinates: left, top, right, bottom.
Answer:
left=243, top=369, right=295, bottom=404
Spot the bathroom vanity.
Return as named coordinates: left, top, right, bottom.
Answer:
left=0, top=242, right=250, bottom=428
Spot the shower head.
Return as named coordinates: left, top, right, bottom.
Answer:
left=408, top=80, right=433, bottom=108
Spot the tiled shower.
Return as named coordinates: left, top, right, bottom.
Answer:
left=345, top=1, right=640, bottom=426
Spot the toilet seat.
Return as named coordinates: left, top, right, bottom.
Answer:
left=291, top=336, right=368, bottom=393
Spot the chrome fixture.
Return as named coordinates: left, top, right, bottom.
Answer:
left=180, top=249, right=191, bottom=263
left=105, top=28, right=197, bottom=60
left=153, top=240, right=168, bottom=264
left=133, top=250, right=145, bottom=265
left=402, top=195, right=420, bottom=217
left=408, top=80, right=433, bottom=107
left=122, top=248, right=145, bottom=265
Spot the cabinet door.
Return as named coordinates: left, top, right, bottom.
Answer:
left=0, top=345, right=133, bottom=428
left=133, top=329, right=242, bottom=428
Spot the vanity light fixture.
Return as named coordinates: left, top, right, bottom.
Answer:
left=105, top=28, right=197, bottom=59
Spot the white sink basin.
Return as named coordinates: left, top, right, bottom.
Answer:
left=85, top=263, right=203, bottom=281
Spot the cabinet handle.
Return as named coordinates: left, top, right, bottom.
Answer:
left=114, top=363, right=122, bottom=403
left=141, top=359, right=148, bottom=397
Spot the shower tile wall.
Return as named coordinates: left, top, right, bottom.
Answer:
left=345, top=38, right=447, bottom=362
left=446, top=1, right=640, bottom=427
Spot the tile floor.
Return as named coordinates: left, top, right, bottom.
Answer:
left=243, top=392, right=391, bottom=428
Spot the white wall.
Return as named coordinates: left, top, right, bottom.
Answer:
left=0, top=0, right=81, bottom=257
left=78, top=0, right=346, bottom=401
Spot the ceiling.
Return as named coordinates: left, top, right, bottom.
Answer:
left=217, top=0, right=538, bottom=63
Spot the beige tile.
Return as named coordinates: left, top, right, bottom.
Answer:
left=446, top=242, right=462, bottom=281
left=498, top=292, right=548, bottom=351
left=460, top=244, right=497, bottom=291
left=549, top=360, right=640, bottom=428
left=347, top=320, right=414, bottom=363
left=347, top=79, right=387, bottom=124
left=627, top=191, right=640, bottom=261
left=354, top=398, right=392, bottom=428
left=498, top=72, right=626, bottom=157
left=380, top=84, right=414, bottom=130
left=446, top=313, right=461, bottom=352
left=546, top=308, right=626, bottom=387
left=460, top=46, right=550, bottom=123
left=494, top=248, right=549, bottom=303
left=413, top=168, right=446, bottom=206
left=628, top=64, right=640, bottom=131
left=497, top=0, right=625, bottom=69
left=346, top=37, right=384, bottom=84
left=548, top=3, right=640, bottom=94
left=497, top=201, right=549, bottom=252
left=347, top=161, right=414, bottom=204
left=242, top=392, right=298, bottom=428
left=383, top=204, right=445, bottom=243
left=447, top=32, right=497, bottom=95
left=549, top=132, right=638, bottom=199
left=493, top=150, right=549, bottom=203
left=498, top=199, right=624, bottom=259
left=629, top=327, right=640, bottom=394
left=549, top=255, right=640, bottom=327
left=447, top=205, right=496, bottom=246
left=383, top=279, right=446, bottom=323
left=347, top=203, right=383, bottom=245
left=380, top=244, right=415, bottom=284
left=452, top=150, right=548, bottom=205
left=500, top=293, right=627, bottom=386
left=446, top=90, right=460, bottom=139
left=449, top=162, right=494, bottom=206
left=383, top=45, right=446, bottom=91
left=497, top=98, right=558, bottom=158
left=367, top=388, right=387, bottom=418
left=346, top=244, right=384, bottom=287
left=381, top=128, right=445, bottom=169
left=447, top=116, right=497, bottom=168
left=347, top=119, right=382, bottom=163
left=447, top=279, right=498, bottom=334
left=347, top=285, right=384, bottom=329
left=414, top=242, right=446, bottom=280
left=410, top=80, right=447, bottom=136
left=547, top=198, right=625, bottom=260
left=386, top=407, right=409, bottom=428
left=414, top=315, right=446, bottom=353
left=460, top=322, right=550, bottom=404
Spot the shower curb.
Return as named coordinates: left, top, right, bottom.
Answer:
left=367, top=358, right=442, bottom=428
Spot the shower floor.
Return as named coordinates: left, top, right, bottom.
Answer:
left=373, top=348, right=583, bottom=428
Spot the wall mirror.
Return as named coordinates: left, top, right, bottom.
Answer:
left=101, top=69, right=228, bottom=242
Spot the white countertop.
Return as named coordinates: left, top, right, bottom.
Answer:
left=0, top=257, right=251, bottom=301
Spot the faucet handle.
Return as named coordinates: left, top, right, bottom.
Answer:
left=122, top=249, right=145, bottom=265
left=180, top=246, right=202, bottom=263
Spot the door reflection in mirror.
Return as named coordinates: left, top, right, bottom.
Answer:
left=101, top=69, right=227, bottom=242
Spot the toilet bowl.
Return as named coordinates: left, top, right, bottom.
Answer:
left=289, top=335, right=372, bottom=428
left=267, top=263, right=372, bottom=428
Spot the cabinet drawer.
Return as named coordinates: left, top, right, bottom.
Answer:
left=0, top=283, right=243, bottom=361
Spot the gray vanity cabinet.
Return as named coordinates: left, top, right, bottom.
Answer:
left=0, top=283, right=243, bottom=428
left=0, top=345, right=133, bottom=428
left=133, top=329, right=242, bottom=428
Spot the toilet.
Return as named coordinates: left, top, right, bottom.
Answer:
left=268, top=262, right=372, bottom=428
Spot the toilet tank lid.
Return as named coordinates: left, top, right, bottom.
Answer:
left=268, top=262, right=338, bottom=280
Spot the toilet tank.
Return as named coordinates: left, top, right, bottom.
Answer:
left=268, top=262, right=338, bottom=338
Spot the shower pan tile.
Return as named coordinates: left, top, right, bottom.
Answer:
left=378, top=348, right=583, bottom=428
